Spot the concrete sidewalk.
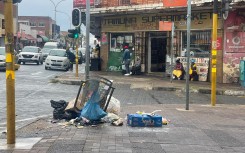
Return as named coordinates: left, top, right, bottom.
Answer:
left=0, top=70, right=245, bottom=152
left=51, top=71, right=245, bottom=96
left=0, top=104, right=245, bottom=153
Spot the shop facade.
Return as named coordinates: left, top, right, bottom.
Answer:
left=99, top=10, right=223, bottom=82
left=223, top=9, right=245, bottom=83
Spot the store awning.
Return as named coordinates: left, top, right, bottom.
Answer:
left=25, top=34, right=37, bottom=41
left=37, top=35, right=49, bottom=42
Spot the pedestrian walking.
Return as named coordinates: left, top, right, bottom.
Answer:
left=66, top=48, right=75, bottom=71
left=122, top=46, right=131, bottom=76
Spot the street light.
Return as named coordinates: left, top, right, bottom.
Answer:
left=49, top=0, right=66, bottom=39
left=56, top=10, right=71, bottom=29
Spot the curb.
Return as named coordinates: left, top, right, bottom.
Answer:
left=51, top=78, right=245, bottom=96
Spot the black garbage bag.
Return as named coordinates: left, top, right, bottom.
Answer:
left=53, top=107, right=66, bottom=120
left=63, top=110, right=80, bottom=120
left=51, top=100, right=69, bottom=120
left=50, top=100, right=68, bottom=109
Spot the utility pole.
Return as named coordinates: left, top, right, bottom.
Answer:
left=4, top=0, right=16, bottom=144
left=170, top=22, right=175, bottom=83
left=185, top=0, right=191, bottom=110
left=211, top=0, right=218, bottom=106
left=85, top=0, right=90, bottom=81
left=49, top=0, right=66, bottom=40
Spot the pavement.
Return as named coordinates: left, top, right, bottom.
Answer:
left=0, top=70, right=245, bottom=153
left=50, top=70, right=245, bottom=96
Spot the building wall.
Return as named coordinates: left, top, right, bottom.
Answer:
left=18, top=16, right=54, bottom=38
left=223, top=10, right=245, bottom=83
left=100, top=10, right=223, bottom=81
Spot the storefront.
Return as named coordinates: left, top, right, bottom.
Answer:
left=223, top=10, right=245, bottom=83
left=100, top=10, right=222, bottom=80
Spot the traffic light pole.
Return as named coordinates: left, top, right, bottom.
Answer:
left=75, top=38, right=78, bottom=77
left=211, top=0, right=218, bottom=106
left=4, top=0, right=16, bottom=144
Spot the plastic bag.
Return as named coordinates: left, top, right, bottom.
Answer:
left=107, top=96, right=120, bottom=115
left=80, top=91, right=107, bottom=121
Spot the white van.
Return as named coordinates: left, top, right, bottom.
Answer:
left=42, top=42, right=59, bottom=61
left=43, top=42, right=58, bottom=49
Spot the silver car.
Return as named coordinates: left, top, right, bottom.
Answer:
left=45, top=49, right=70, bottom=71
left=0, top=47, right=20, bottom=71
left=18, top=46, right=43, bottom=65
left=0, top=47, right=6, bottom=70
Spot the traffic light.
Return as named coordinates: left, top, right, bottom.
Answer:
left=68, top=28, right=79, bottom=39
left=72, top=8, right=81, bottom=27
left=13, top=0, right=22, bottom=4
left=222, top=0, right=232, bottom=19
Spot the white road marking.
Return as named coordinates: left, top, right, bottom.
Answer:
left=0, top=114, right=52, bottom=126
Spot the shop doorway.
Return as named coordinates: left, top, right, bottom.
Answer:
left=150, top=37, right=167, bottom=72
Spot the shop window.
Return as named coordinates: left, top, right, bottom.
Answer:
left=181, top=31, right=211, bottom=57
left=110, top=33, right=134, bottom=52
left=39, top=22, right=45, bottom=27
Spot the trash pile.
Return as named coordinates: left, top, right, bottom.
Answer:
left=50, top=77, right=123, bottom=127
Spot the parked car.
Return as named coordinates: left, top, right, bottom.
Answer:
left=0, top=47, right=20, bottom=71
left=45, top=49, right=70, bottom=71
left=18, top=46, right=43, bottom=65
left=183, top=48, right=210, bottom=58
left=72, top=49, right=83, bottom=64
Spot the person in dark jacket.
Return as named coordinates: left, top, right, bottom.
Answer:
left=66, top=48, right=75, bottom=71
left=122, top=46, right=131, bottom=76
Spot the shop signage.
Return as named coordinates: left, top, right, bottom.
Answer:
left=101, top=33, right=108, bottom=45
left=73, top=0, right=94, bottom=8
left=163, top=0, right=187, bottom=7
left=103, top=12, right=216, bottom=31
left=159, top=21, right=172, bottom=31
left=226, top=32, right=245, bottom=53
left=178, top=57, right=210, bottom=82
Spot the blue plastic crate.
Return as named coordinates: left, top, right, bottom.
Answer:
left=127, top=114, right=162, bottom=127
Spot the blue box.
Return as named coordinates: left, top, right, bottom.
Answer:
left=127, top=114, right=162, bottom=127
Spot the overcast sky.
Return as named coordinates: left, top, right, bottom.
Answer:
left=18, top=0, right=74, bottom=31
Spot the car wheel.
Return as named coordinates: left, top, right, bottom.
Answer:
left=41, top=60, right=43, bottom=65
left=23, top=62, right=25, bottom=65
left=18, top=61, right=21, bottom=64
left=37, top=60, right=40, bottom=65
left=45, top=66, right=48, bottom=70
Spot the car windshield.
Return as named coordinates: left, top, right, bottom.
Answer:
left=0, top=47, right=5, bottom=55
left=49, top=50, right=66, bottom=57
left=41, top=48, right=51, bottom=53
left=43, top=45, right=57, bottom=49
left=22, top=47, right=39, bottom=53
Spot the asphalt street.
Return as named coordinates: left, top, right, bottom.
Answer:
left=0, top=63, right=81, bottom=132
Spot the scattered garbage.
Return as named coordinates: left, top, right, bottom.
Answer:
left=50, top=76, right=124, bottom=128
left=106, top=96, right=120, bottom=115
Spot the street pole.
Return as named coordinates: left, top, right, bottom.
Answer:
left=170, top=22, right=175, bottom=83
left=211, top=0, right=218, bottom=106
left=49, top=0, right=66, bottom=40
left=186, top=0, right=191, bottom=110
left=76, top=37, right=79, bottom=77
left=4, top=0, right=16, bottom=144
left=56, top=10, right=71, bottom=29
left=85, top=0, right=90, bottom=81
